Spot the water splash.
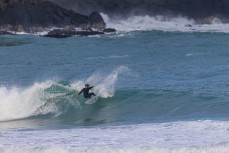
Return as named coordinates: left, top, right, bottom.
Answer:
left=101, top=13, right=229, bottom=33
left=0, top=81, right=53, bottom=121
left=71, top=66, right=130, bottom=98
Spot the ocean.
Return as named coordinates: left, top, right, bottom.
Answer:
left=1, top=15, right=229, bottom=153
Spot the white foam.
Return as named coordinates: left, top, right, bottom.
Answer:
left=101, top=13, right=229, bottom=33
left=85, top=55, right=129, bottom=60
left=0, top=81, right=77, bottom=122
left=1, top=144, right=229, bottom=153
left=1, top=120, right=229, bottom=152
left=70, top=66, right=130, bottom=98
left=0, top=81, right=54, bottom=121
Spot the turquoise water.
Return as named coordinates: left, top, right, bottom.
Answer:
left=1, top=31, right=229, bottom=152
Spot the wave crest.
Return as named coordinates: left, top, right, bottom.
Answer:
left=0, top=66, right=130, bottom=122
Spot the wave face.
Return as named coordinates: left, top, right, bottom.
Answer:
left=1, top=67, right=229, bottom=125
left=0, top=66, right=131, bottom=123
left=102, top=14, right=229, bottom=33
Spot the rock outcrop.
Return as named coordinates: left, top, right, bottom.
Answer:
left=44, top=27, right=116, bottom=38
left=44, top=28, right=105, bottom=38
left=0, top=0, right=106, bottom=33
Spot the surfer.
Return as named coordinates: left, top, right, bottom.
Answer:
left=78, top=84, right=96, bottom=99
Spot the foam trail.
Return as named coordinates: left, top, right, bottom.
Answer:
left=101, top=13, right=229, bottom=33
left=71, top=66, right=130, bottom=98
left=0, top=81, right=53, bottom=121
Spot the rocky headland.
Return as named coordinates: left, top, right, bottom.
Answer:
left=0, top=0, right=115, bottom=37
left=1, top=0, right=229, bottom=37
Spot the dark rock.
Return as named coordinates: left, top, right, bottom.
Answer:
left=86, top=11, right=106, bottom=30
left=185, top=24, right=192, bottom=27
left=76, top=30, right=104, bottom=36
left=44, top=29, right=77, bottom=38
left=103, top=28, right=116, bottom=33
left=0, top=31, right=14, bottom=35
left=52, top=0, right=229, bottom=23
left=44, top=28, right=104, bottom=38
left=0, top=0, right=107, bottom=33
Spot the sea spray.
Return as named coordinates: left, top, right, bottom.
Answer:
left=0, top=81, right=82, bottom=122
left=0, top=66, right=131, bottom=122
left=101, top=13, right=229, bottom=33
left=0, top=81, right=53, bottom=121
left=95, top=66, right=130, bottom=98
left=70, top=66, right=130, bottom=98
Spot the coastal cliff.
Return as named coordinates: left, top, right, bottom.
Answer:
left=51, top=0, right=229, bottom=23
left=1, top=0, right=229, bottom=36
left=0, top=0, right=106, bottom=33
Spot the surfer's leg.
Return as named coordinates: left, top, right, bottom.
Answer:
left=84, top=94, right=89, bottom=99
left=88, top=93, right=96, bottom=98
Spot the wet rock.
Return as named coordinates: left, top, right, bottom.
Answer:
left=44, top=28, right=104, bottom=38
left=0, top=0, right=107, bottom=33
left=0, top=31, right=14, bottom=35
left=103, top=28, right=116, bottom=33
left=44, top=29, right=77, bottom=38
left=76, top=30, right=104, bottom=36
left=86, top=11, right=106, bottom=30
left=185, top=24, right=192, bottom=27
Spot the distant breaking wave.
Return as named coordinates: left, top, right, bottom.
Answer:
left=101, top=13, right=229, bottom=33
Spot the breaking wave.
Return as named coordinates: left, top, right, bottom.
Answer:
left=1, top=64, right=229, bottom=124
left=0, top=66, right=130, bottom=122
left=102, top=13, right=229, bottom=33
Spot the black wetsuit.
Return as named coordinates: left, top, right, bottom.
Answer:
left=78, top=87, right=96, bottom=98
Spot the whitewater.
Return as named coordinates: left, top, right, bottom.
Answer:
left=1, top=14, right=229, bottom=153
left=102, top=13, right=229, bottom=33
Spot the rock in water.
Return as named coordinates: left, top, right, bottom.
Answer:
left=44, top=28, right=105, bottom=38
left=44, top=29, right=77, bottom=38
left=103, top=28, right=116, bottom=33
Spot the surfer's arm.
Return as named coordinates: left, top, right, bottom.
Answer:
left=89, top=86, right=93, bottom=90
left=78, top=89, right=84, bottom=96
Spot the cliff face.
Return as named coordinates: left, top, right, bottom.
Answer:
left=51, top=0, right=229, bottom=22
left=0, top=0, right=105, bottom=32
left=1, top=0, right=229, bottom=34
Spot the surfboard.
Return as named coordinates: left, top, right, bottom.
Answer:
left=85, top=96, right=99, bottom=104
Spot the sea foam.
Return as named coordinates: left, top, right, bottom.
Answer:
left=1, top=120, right=229, bottom=152
left=101, top=13, right=229, bottom=33
left=0, top=81, right=53, bottom=121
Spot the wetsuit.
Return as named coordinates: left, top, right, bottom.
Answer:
left=78, top=86, right=96, bottom=98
